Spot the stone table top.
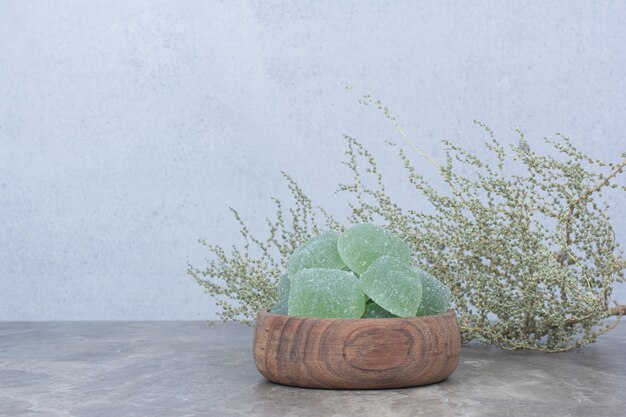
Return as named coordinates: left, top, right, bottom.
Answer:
left=0, top=321, right=624, bottom=417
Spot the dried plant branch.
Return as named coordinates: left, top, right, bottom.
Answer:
left=189, top=98, right=625, bottom=351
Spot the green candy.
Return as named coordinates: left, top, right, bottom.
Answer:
left=288, top=268, right=366, bottom=318
left=360, top=256, right=422, bottom=317
left=362, top=301, right=398, bottom=318
left=337, top=224, right=411, bottom=274
left=270, top=274, right=290, bottom=315
left=414, top=267, right=451, bottom=316
left=287, top=231, right=346, bottom=276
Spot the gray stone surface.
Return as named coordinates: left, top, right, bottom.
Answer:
left=0, top=322, right=624, bottom=416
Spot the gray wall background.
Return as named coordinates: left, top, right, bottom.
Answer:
left=1, top=1, right=625, bottom=320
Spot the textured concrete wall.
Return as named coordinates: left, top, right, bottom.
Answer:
left=1, top=1, right=625, bottom=320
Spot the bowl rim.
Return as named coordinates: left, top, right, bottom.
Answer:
left=257, top=308, right=456, bottom=323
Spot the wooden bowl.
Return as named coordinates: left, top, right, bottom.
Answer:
left=253, top=309, right=461, bottom=389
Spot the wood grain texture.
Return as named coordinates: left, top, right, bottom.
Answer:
left=253, top=309, right=461, bottom=389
